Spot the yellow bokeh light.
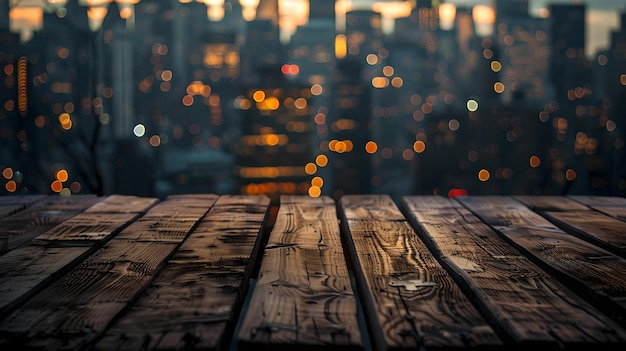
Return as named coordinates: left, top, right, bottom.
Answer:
left=366, top=54, right=378, bottom=65
left=310, top=84, right=323, bottom=96
left=391, top=77, right=403, bottom=88
left=294, top=98, right=307, bottom=109
left=51, top=180, right=63, bottom=193
left=58, top=113, right=70, bottom=124
left=308, top=185, right=321, bottom=198
left=372, top=76, right=389, bottom=88
left=529, top=155, right=541, bottom=168
left=382, top=66, right=394, bottom=77
left=311, top=176, right=324, bottom=187
left=56, top=169, right=69, bottom=182
left=2, top=167, right=13, bottom=180
left=315, top=155, right=328, bottom=167
left=413, top=140, right=426, bottom=153
left=494, top=82, right=505, bottom=94
left=491, top=61, right=502, bottom=72
left=252, top=90, right=265, bottom=102
left=478, top=169, right=490, bottom=182
left=365, top=141, right=378, bottom=154
left=5, top=180, right=16, bottom=192
left=305, top=163, right=317, bottom=175
left=335, top=34, right=347, bottom=59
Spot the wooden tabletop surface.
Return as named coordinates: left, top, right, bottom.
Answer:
left=0, top=193, right=625, bottom=351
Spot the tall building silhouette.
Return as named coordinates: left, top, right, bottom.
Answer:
left=494, top=0, right=551, bottom=106
left=256, top=0, right=279, bottom=25
left=309, top=0, right=335, bottom=20
left=494, top=0, right=529, bottom=20
left=549, top=3, right=588, bottom=99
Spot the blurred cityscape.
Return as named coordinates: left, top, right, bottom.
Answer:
left=1, top=0, right=626, bottom=203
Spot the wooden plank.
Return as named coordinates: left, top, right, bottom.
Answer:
left=514, top=195, right=590, bottom=211
left=404, top=195, right=626, bottom=348
left=96, top=195, right=271, bottom=351
left=340, top=195, right=501, bottom=350
left=458, top=196, right=626, bottom=330
left=0, top=195, right=216, bottom=350
left=517, top=195, right=626, bottom=258
left=0, top=195, right=100, bottom=255
left=83, top=194, right=159, bottom=214
left=0, top=195, right=158, bottom=318
left=0, top=195, right=47, bottom=219
left=569, top=195, right=626, bottom=206
left=237, top=195, right=363, bottom=351
left=569, top=195, right=626, bottom=222
left=0, top=245, right=92, bottom=318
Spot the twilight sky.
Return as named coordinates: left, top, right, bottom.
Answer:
left=351, top=0, right=626, bottom=56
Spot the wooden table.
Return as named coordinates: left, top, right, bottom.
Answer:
left=0, top=193, right=625, bottom=350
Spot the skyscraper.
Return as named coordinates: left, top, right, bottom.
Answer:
left=309, top=0, right=335, bottom=21
left=549, top=4, right=587, bottom=97
left=256, top=0, right=279, bottom=25
left=494, top=0, right=529, bottom=21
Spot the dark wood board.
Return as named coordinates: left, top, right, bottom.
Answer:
left=457, top=196, right=626, bottom=330
left=96, top=195, right=270, bottom=351
left=0, top=195, right=214, bottom=349
left=341, top=195, right=501, bottom=351
left=405, top=195, right=626, bottom=348
left=0, top=195, right=157, bottom=318
left=0, top=195, right=47, bottom=219
left=515, top=195, right=626, bottom=258
left=0, top=195, right=101, bottom=255
left=569, top=195, right=626, bottom=222
left=237, top=195, right=363, bottom=351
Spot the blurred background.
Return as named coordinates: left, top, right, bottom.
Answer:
left=1, top=0, right=625, bottom=202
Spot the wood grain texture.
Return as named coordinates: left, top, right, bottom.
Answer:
left=457, top=196, right=626, bottom=331
left=569, top=196, right=626, bottom=206
left=405, top=195, right=626, bottom=348
left=0, top=195, right=47, bottom=219
left=114, top=194, right=218, bottom=242
left=0, top=195, right=214, bottom=350
left=96, top=195, right=270, bottom=351
left=0, top=245, right=91, bottom=318
left=0, top=195, right=100, bottom=255
left=515, top=196, right=626, bottom=258
left=83, top=194, right=159, bottom=214
left=341, top=195, right=501, bottom=351
left=238, top=195, right=363, bottom=351
left=514, top=195, right=590, bottom=211
left=569, top=195, right=626, bottom=222
left=0, top=195, right=157, bottom=319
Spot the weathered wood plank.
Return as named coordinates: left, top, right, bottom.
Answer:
left=458, top=196, right=626, bottom=330
left=0, top=195, right=100, bottom=255
left=514, top=195, right=590, bottom=212
left=238, top=195, right=363, bottom=351
left=569, top=195, right=626, bottom=222
left=96, top=195, right=270, bottom=351
left=516, top=195, right=626, bottom=258
left=0, top=195, right=47, bottom=219
left=0, top=245, right=92, bottom=318
left=569, top=195, right=626, bottom=207
left=0, top=195, right=157, bottom=319
left=405, top=195, right=626, bottom=348
left=0, top=195, right=216, bottom=350
left=340, top=195, right=501, bottom=351
left=83, top=194, right=159, bottom=214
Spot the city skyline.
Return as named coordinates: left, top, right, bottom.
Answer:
left=1, top=0, right=625, bottom=199
left=6, top=0, right=626, bottom=56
